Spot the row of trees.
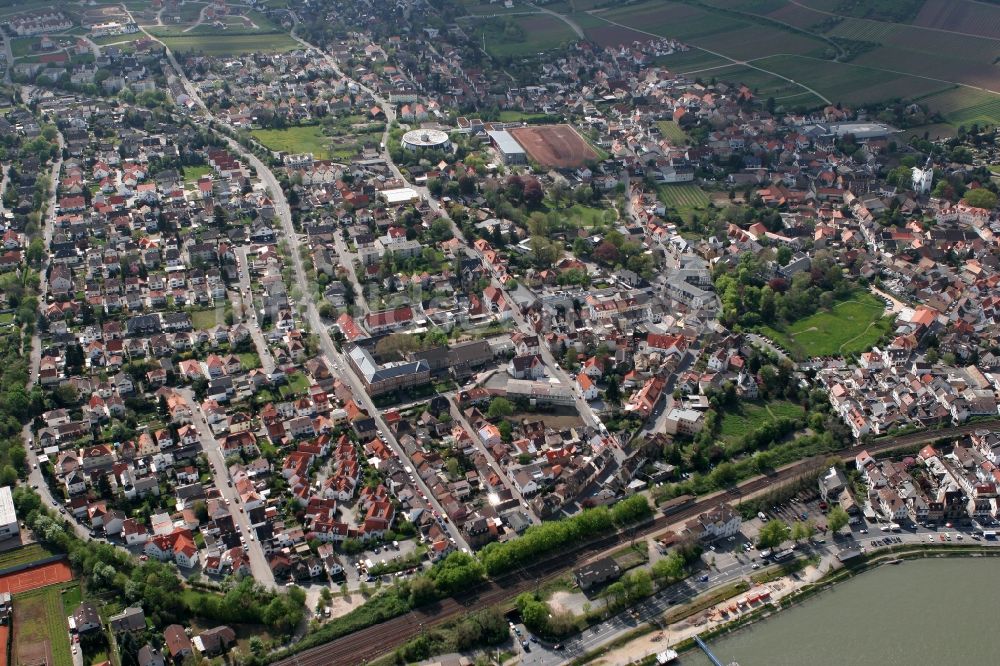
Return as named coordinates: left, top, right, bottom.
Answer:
left=14, top=488, right=306, bottom=636
left=478, top=495, right=652, bottom=576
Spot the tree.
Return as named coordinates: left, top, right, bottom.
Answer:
left=603, top=379, right=622, bottom=408
left=827, top=505, right=849, bottom=534
left=623, top=569, right=653, bottom=602
left=486, top=397, right=513, bottom=419
left=757, top=520, right=790, bottom=549
left=652, top=552, right=685, bottom=585
left=193, top=500, right=208, bottom=523
left=790, top=520, right=815, bottom=542
left=603, top=581, right=627, bottom=610
left=564, top=346, right=578, bottom=368
left=963, top=188, right=998, bottom=210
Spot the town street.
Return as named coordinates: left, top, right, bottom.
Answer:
left=176, top=388, right=277, bottom=589
left=448, top=396, right=541, bottom=523
left=234, top=246, right=277, bottom=375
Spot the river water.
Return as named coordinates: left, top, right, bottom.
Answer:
left=680, top=558, right=1000, bottom=666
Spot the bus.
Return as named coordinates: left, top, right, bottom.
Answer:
left=983, top=531, right=997, bottom=540
left=661, top=494, right=696, bottom=516
left=772, top=548, right=795, bottom=563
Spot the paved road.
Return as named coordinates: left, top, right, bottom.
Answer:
left=22, top=131, right=80, bottom=533
left=234, top=246, right=277, bottom=374
left=746, top=332, right=792, bottom=364
left=176, top=388, right=277, bottom=589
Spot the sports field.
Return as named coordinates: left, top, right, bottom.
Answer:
left=0, top=560, right=73, bottom=594
left=508, top=124, right=598, bottom=169
left=760, top=293, right=893, bottom=360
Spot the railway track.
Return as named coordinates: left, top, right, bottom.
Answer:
left=275, top=419, right=1000, bottom=666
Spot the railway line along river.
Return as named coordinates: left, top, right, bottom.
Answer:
left=681, top=557, right=1000, bottom=665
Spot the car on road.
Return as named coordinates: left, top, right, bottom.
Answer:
left=553, top=643, right=564, bottom=650
left=699, top=575, right=709, bottom=582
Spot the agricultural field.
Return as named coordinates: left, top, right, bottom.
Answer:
left=588, top=0, right=999, bottom=127
left=918, top=88, right=1000, bottom=128
left=652, top=48, right=731, bottom=74
left=751, top=55, right=949, bottom=106
left=760, top=292, right=892, bottom=360
left=719, top=400, right=805, bottom=445
left=913, top=0, right=1000, bottom=39
left=13, top=583, right=79, bottom=666
left=703, top=63, right=825, bottom=107
left=657, top=184, right=710, bottom=210
left=251, top=125, right=331, bottom=160
left=794, top=0, right=924, bottom=23
left=475, top=15, right=577, bottom=58
left=656, top=120, right=688, bottom=144
left=157, top=33, right=299, bottom=56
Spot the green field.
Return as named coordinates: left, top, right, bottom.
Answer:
left=497, top=110, right=558, bottom=123
left=190, top=308, right=223, bottom=330
left=658, top=184, right=710, bottom=209
left=656, top=120, right=688, bottom=144
left=760, top=292, right=893, bottom=360
left=159, top=33, right=299, bottom=56
left=0, top=544, right=54, bottom=570
left=13, top=583, right=79, bottom=666
left=251, top=125, right=330, bottom=159
left=477, top=15, right=577, bottom=58
left=720, top=400, right=804, bottom=445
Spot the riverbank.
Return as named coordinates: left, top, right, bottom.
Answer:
left=581, top=544, right=1000, bottom=665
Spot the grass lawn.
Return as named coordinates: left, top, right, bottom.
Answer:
left=719, top=400, right=804, bottom=445
left=656, top=120, right=688, bottom=144
left=237, top=352, right=261, bottom=370
left=251, top=125, right=330, bottom=159
left=13, top=583, right=78, bottom=666
left=657, top=183, right=710, bottom=222
left=282, top=372, right=309, bottom=394
left=189, top=308, right=222, bottom=331
left=0, top=543, right=54, bottom=571
left=159, top=32, right=299, bottom=56
left=760, top=292, right=892, bottom=360
left=183, top=164, right=213, bottom=182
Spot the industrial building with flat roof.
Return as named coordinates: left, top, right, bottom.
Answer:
left=487, top=130, right=527, bottom=165
left=0, top=486, right=18, bottom=540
